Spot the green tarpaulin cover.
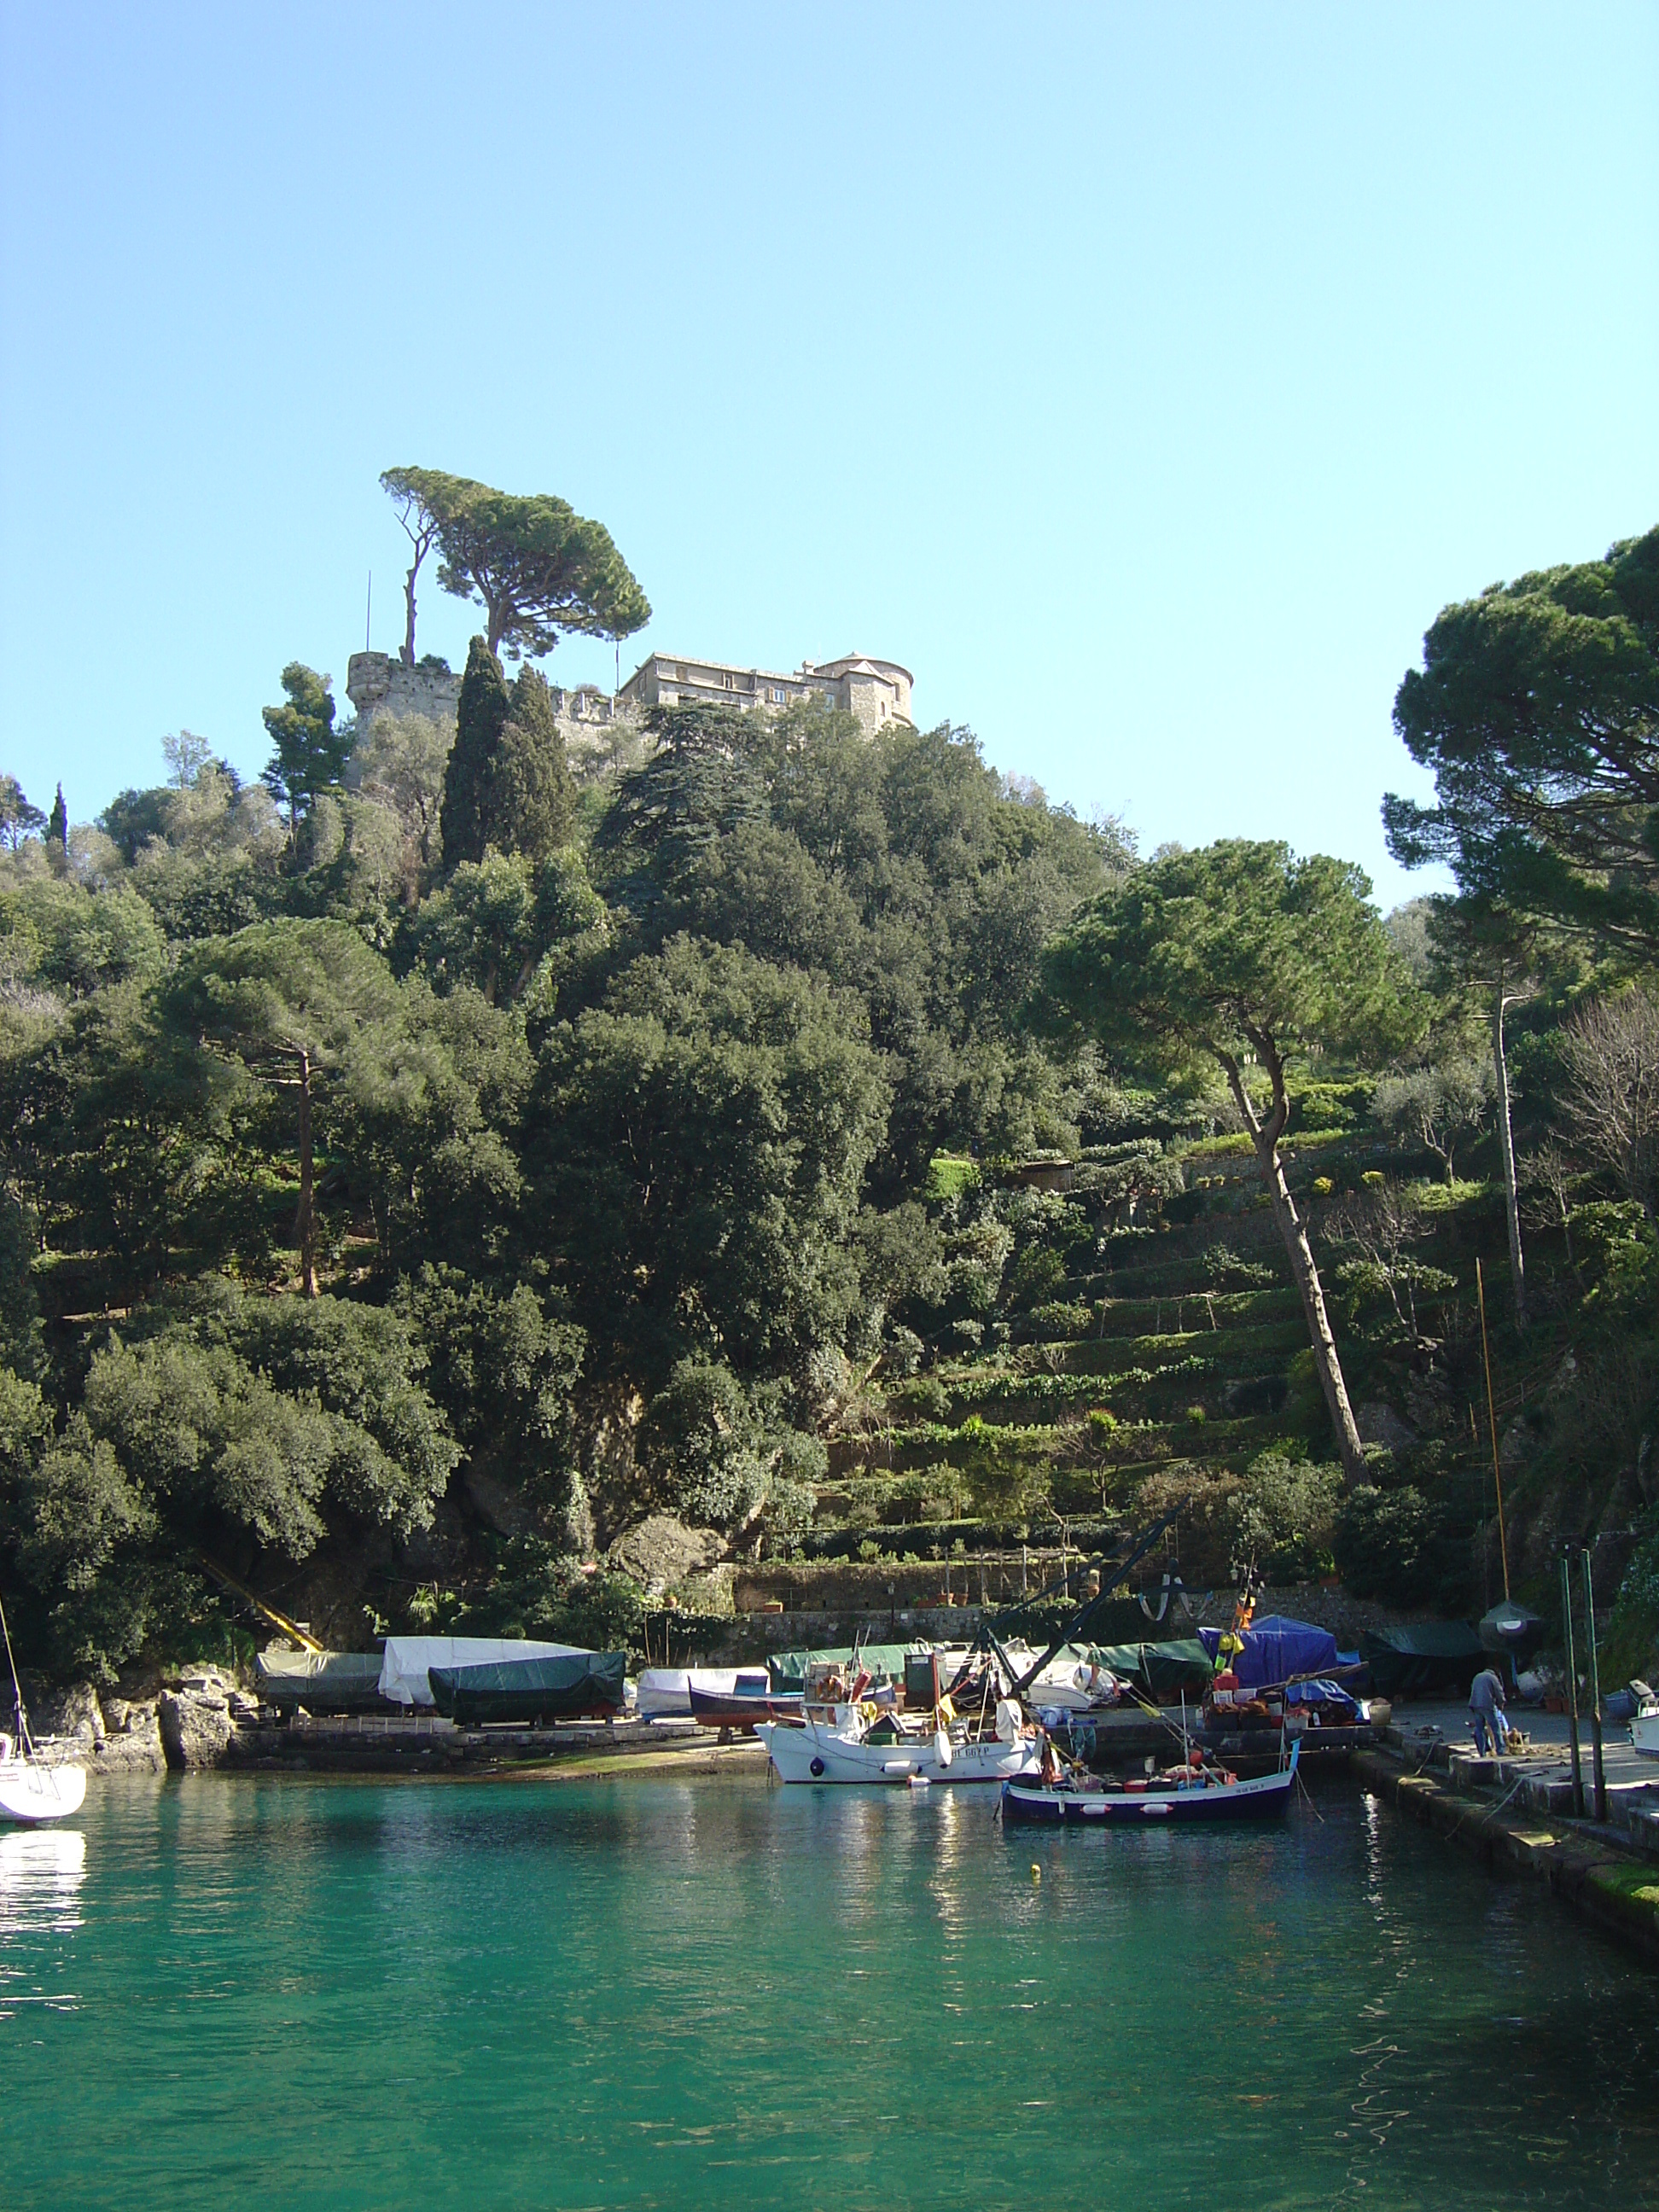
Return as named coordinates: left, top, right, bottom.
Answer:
left=427, top=1650, right=626, bottom=1722
left=1089, top=1639, right=1214, bottom=1697
left=765, top=1644, right=920, bottom=1693
left=1360, top=1623, right=1484, bottom=1698
left=255, top=1650, right=386, bottom=1714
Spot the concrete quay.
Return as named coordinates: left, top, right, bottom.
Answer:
left=225, top=1713, right=769, bottom=1778
left=1355, top=1707, right=1659, bottom=1967
left=1378, top=1701, right=1659, bottom=1854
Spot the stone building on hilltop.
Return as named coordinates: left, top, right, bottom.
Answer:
left=346, top=650, right=641, bottom=779
left=618, top=650, right=913, bottom=736
left=345, top=644, right=914, bottom=778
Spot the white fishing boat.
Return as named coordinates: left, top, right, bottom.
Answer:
left=757, top=1655, right=1041, bottom=1785
left=635, top=1668, right=694, bottom=1719
left=759, top=1709, right=1041, bottom=1785
left=0, top=1594, right=86, bottom=1825
left=1630, top=1684, right=1659, bottom=1758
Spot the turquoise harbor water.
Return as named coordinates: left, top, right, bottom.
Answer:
left=1, top=1772, right=1655, bottom=2211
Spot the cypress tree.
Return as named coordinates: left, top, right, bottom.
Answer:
left=486, top=667, right=575, bottom=860
left=440, top=636, right=510, bottom=869
left=47, top=783, right=67, bottom=847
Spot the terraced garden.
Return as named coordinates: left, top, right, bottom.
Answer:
left=785, top=1085, right=1545, bottom=1613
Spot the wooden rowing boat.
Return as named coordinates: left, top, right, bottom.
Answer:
left=1001, top=1739, right=1300, bottom=1825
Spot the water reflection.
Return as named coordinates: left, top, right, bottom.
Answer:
left=0, top=1826, right=86, bottom=2021
left=7, top=1774, right=1656, bottom=2212
left=0, top=1826, right=86, bottom=1928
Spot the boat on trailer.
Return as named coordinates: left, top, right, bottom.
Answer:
left=1002, top=1738, right=1300, bottom=1825
left=426, top=1650, right=626, bottom=1725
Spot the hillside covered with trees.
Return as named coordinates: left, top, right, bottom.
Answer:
left=3, top=510, right=1657, bottom=1692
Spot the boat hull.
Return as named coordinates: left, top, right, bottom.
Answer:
left=1631, top=1710, right=1659, bottom=1759
left=687, top=1685, right=803, bottom=1729
left=0, top=1761, right=86, bottom=1825
left=758, top=1718, right=1040, bottom=1785
left=1002, top=1745, right=1299, bottom=1825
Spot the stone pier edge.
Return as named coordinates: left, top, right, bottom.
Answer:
left=1351, top=1744, right=1659, bottom=1968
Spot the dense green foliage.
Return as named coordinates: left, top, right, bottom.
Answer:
left=0, top=676, right=1126, bottom=1670
left=5, top=518, right=1658, bottom=1691
left=259, top=664, right=349, bottom=830
left=1385, top=525, right=1659, bottom=954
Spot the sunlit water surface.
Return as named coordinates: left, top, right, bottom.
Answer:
left=1, top=1771, right=1654, bottom=2210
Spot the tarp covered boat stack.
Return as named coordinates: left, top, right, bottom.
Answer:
left=255, top=1636, right=628, bottom=1726
left=255, top=1650, right=387, bottom=1714
left=427, top=1651, right=626, bottom=1724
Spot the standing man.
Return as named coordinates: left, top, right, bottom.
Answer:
left=1469, top=1664, right=1510, bottom=1756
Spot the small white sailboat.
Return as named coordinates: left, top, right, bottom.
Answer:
left=0, top=1742, right=86, bottom=1824
left=0, top=1595, right=86, bottom=1825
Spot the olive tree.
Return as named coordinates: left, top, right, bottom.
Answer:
left=1371, top=1057, right=1495, bottom=1184
left=1558, top=986, right=1659, bottom=1216
left=1044, top=841, right=1422, bottom=1486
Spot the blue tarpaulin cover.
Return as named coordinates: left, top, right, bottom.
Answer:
left=1285, top=1678, right=1360, bottom=1717
left=1199, top=1615, right=1339, bottom=1689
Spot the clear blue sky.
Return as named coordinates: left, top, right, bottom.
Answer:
left=3, top=3, right=1655, bottom=907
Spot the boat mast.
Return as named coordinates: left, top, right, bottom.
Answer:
left=0, top=1588, right=32, bottom=1755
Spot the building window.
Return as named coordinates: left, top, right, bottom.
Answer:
left=676, top=665, right=688, bottom=681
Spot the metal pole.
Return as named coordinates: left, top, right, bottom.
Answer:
left=366, top=570, right=372, bottom=653
left=1581, top=1550, right=1607, bottom=1823
left=1493, top=985, right=1528, bottom=1329
left=1559, top=1555, right=1585, bottom=1819
left=1476, top=1258, right=1511, bottom=1598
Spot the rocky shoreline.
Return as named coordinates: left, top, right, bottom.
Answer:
left=26, top=1666, right=261, bottom=1774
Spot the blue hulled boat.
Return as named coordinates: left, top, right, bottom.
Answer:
left=1001, top=1738, right=1299, bottom=1825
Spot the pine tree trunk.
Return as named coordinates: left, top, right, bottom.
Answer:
left=295, top=1048, right=317, bottom=1299
left=1257, top=1138, right=1371, bottom=1487
left=1493, top=987, right=1528, bottom=1329
left=1220, top=1050, right=1371, bottom=1488
left=402, top=561, right=419, bottom=667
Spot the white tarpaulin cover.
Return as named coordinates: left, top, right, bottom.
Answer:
left=635, top=1668, right=748, bottom=1719
left=635, top=1668, right=693, bottom=1718
left=377, top=1636, right=582, bottom=1707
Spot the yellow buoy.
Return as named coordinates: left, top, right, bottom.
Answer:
left=1031, top=1864, right=1041, bottom=1881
